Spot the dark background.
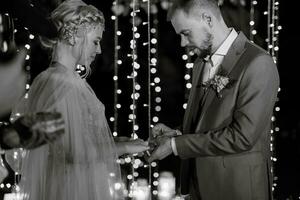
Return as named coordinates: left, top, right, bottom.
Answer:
left=1, top=0, right=299, bottom=199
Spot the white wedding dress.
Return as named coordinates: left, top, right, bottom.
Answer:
left=12, top=62, right=124, bottom=200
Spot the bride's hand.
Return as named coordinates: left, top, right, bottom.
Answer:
left=115, top=138, right=149, bottom=156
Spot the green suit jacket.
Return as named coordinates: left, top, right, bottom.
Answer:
left=175, top=32, right=279, bottom=200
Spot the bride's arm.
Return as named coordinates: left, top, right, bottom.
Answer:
left=0, top=112, right=64, bottom=149
left=114, top=137, right=149, bottom=156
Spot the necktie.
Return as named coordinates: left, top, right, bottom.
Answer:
left=202, top=55, right=214, bottom=84
left=203, top=54, right=214, bottom=66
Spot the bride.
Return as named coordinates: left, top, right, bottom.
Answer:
left=11, top=1, right=148, bottom=199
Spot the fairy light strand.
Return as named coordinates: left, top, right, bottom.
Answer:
left=24, top=32, right=33, bottom=99
left=145, top=0, right=153, bottom=197
left=130, top=0, right=138, bottom=140
left=129, top=0, right=139, bottom=196
left=112, top=1, right=149, bottom=198
left=249, top=0, right=257, bottom=42
left=149, top=2, right=162, bottom=198
left=263, top=0, right=281, bottom=196
left=250, top=0, right=280, bottom=196
left=183, top=50, right=193, bottom=110
left=112, top=0, right=120, bottom=138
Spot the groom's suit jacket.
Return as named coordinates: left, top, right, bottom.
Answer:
left=175, top=32, right=279, bottom=200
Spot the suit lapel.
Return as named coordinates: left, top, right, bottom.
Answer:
left=195, top=32, right=248, bottom=131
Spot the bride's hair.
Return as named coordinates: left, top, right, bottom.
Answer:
left=41, top=0, right=105, bottom=77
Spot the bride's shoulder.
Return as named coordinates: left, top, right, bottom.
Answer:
left=32, top=65, right=78, bottom=88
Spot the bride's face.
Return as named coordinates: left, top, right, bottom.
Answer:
left=75, top=25, right=104, bottom=67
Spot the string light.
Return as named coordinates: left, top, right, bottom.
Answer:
left=247, top=0, right=281, bottom=197
left=130, top=0, right=139, bottom=143
left=183, top=50, right=194, bottom=110
left=24, top=30, right=33, bottom=99
left=249, top=0, right=257, bottom=42
left=111, top=14, right=142, bottom=192
left=112, top=0, right=120, bottom=138
left=265, top=0, right=280, bottom=196
left=123, top=0, right=141, bottom=196
left=146, top=0, right=153, bottom=198
left=148, top=2, right=163, bottom=198
left=111, top=1, right=165, bottom=198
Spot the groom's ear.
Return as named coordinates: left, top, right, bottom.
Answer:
left=201, top=12, right=213, bottom=28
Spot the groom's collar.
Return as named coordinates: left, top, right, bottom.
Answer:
left=213, top=28, right=238, bottom=57
left=203, top=28, right=238, bottom=67
left=219, top=32, right=249, bottom=76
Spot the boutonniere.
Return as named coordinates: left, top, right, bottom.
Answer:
left=202, top=70, right=235, bottom=98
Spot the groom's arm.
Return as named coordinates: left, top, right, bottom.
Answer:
left=175, top=54, right=279, bottom=159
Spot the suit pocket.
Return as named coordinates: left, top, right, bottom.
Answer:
left=223, top=152, right=268, bottom=200
left=249, top=163, right=268, bottom=200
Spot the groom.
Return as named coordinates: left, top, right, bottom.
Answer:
left=148, top=0, right=279, bottom=199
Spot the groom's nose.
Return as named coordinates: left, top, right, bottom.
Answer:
left=180, top=35, right=189, bottom=47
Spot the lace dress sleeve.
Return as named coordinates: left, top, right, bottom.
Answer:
left=11, top=66, right=124, bottom=200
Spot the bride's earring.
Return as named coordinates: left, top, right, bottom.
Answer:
left=68, top=35, right=76, bottom=46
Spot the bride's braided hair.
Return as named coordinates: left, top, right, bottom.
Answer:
left=41, top=0, right=104, bottom=49
left=40, top=0, right=105, bottom=77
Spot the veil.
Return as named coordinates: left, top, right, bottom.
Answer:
left=11, top=63, right=124, bottom=200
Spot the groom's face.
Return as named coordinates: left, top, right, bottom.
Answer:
left=171, top=9, right=213, bottom=58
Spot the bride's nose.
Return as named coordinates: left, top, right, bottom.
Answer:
left=96, top=44, right=101, bottom=54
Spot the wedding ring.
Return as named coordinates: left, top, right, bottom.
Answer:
left=175, top=129, right=182, bottom=136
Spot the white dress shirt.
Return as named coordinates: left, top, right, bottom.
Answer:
left=202, top=28, right=238, bottom=83
left=171, top=28, right=238, bottom=156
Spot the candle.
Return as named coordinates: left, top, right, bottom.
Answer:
left=158, top=171, right=175, bottom=200
left=132, top=178, right=150, bottom=200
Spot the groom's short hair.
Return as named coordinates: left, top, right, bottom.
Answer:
left=167, top=0, right=221, bottom=21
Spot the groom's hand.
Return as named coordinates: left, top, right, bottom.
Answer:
left=151, top=123, right=178, bottom=138
left=147, top=136, right=173, bottom=162
left=149, top=123, right=179, bottom=150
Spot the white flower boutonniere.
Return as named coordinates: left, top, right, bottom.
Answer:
left=202, top=73, right=235, bottom=98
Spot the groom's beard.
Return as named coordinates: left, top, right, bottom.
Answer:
left=196, top=45, right=212, bottom=59
left=197, top=31, right=213, bottom=59
left=192, top=33, right=213, bottom=59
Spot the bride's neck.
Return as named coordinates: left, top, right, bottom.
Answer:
left=52, top=43, right=77, bottom=71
